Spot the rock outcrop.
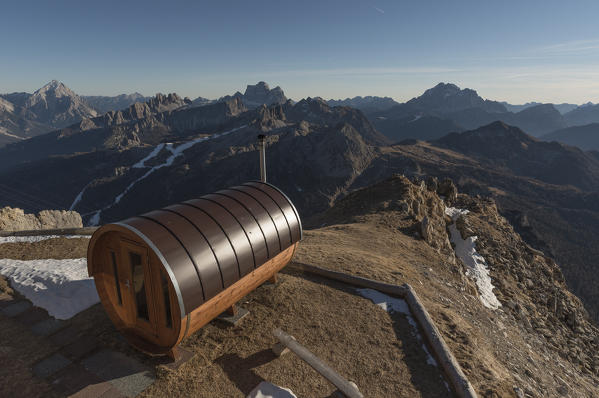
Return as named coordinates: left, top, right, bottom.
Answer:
left=453, top=194, right=599, bottom=378
left=0, top=207, right=83, bottom=231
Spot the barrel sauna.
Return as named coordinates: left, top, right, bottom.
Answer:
left=87, top=181, right=302, bottom=359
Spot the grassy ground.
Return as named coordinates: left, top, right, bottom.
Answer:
left=0, top=235, right=450, bottom=398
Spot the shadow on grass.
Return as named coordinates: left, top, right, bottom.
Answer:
left=215, top=349, right=278, bottom=395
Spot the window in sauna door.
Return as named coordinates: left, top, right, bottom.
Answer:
left=130, top=251, right=150, bottom=321
left=120, top=240, right=157, bottom=337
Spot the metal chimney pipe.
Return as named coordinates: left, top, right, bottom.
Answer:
left=257, top=134, right=266, bottom=182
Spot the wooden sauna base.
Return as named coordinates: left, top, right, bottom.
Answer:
left=180, top=243, right=298, bottom=341
left=115, top=243, right=298, bottom=357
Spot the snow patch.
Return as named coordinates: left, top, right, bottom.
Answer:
left=0, top=258, right=99, bottom=319
left=0, top=235, right=89, bottom=244
left=445, top=207, right=502, bottom=310
left=247, top=382, right=297, bottom=398
left=357, top=288, right=438, bottom=367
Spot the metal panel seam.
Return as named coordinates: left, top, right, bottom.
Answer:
left=181, top=200, right=243, bottom=278
left=161, top=208, right=226, bottom=289
left=210, top=192, right=266, bottom=266
left=228, top=187, right=283, bottom=253
left=247, top=180, right=303, bottom=240
left=136, top=215, right=207, bottom=303
left=240, top=184, right=293, bottom=244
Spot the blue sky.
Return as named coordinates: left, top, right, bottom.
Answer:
left=2, top=0, right=599, bottom=103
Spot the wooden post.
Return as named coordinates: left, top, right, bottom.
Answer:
left=167, top=346, right=180, bottom=361
left=268, top=273, right=279, bottom=284
left=273, top=329, right=364, bottom=398
left=225, top=304, right=238, bottom=316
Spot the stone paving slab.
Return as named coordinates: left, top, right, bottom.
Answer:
left=217, top=306, right=249, bottom=325
left=97, top=386, right=128, bottom=398
left=1, top=300, right=32, bottom=317
left=16, top=307, right=50, bottom=326
left=51, top=363, right=111, bottom=397
left=82, top=350, right=155, bottom=398
left=33, top=352, right=72, bottom=378
left=50, top=326, right=81, bottom=347
left=163, top=346, right=195, bottom=371
left=31, top=317, right=67, bottom=337
left=62, top=336, right=98, bottom=360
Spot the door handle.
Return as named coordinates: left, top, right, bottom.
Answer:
left=124, top=280, right=130, bottom=289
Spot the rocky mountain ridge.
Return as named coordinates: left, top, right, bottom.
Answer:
left=3, top=110, right=599, bottom=330
left=327, top=95, right=400, bottom=112
left=502, top=101, right=580, bottom=115
left=542, top=123, right=599, bottom=151
left=563, top=103, right=599, bottom=126
left=4, top=80, right=599, bottom=153
left=0, top=95, right=388, bottom=173
left=82, top=92, right=150, bottom=114
left=367, top=84, right=572, bottom=141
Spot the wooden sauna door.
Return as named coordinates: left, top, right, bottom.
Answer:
left=119, top=239, right=158, bottom=339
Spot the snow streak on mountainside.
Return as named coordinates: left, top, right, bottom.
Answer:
left=81, top=126, right=246, bottom=225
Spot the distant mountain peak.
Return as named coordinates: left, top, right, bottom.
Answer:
left=428, top=82, right=461, bottom=92
left=408, top=82, right=507, bottom=114
left=422, top=82, right=477, bottom=98
left=34, top=80, right=75, bottom=98
left=221, top=81, right=287, bottom=109
left=246, top=81, right=270, bottom=93
left=475, top=120, right=531, bottom=137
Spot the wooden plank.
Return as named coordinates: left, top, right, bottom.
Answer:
left=0, top=226, right=98, bottom=237
left=273, top=329, right=363, bottom=398
left=289, top=262, right=408, bottom=297
left=403, top=284, right=478, bottom=398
